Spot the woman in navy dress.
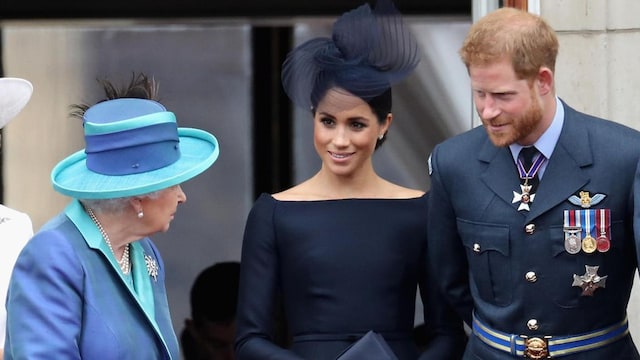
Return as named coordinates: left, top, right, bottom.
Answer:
left=235, top=1, right=466, bottom=359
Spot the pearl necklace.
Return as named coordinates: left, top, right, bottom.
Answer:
left=87, top=208, right=131, bottom=274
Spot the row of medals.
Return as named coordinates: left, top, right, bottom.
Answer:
left=564, top=227, right=610, bottom=254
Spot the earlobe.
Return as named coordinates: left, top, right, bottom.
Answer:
left=129, top=197, right=143, bottom=215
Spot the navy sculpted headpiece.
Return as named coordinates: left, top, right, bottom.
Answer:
left=281, top=0, right=420, bottom=110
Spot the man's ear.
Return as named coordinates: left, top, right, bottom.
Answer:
left=537, top=67, right=554, bottom=96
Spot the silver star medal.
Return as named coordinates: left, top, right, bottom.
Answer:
left=512, top=183, right=535, bottom=211
left=144, top=254, right=158, bottom=282
left=572, top=265, right=607, bottom=296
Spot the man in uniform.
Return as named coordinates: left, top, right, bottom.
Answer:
left=427, top=7, right=640, bottom=359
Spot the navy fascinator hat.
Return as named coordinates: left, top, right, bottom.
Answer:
left=281, top=0, right=421, bottom=110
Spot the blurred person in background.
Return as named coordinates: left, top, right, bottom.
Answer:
left=181, top=261, right=240, bottom=360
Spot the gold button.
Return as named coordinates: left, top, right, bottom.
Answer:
left=527, top=319, right=539, bottom=331
left=525, top=223, right=535, bottom=234
left=525, top=271, right=537, bottom=282
left=473, top=243, right=481, bottom=252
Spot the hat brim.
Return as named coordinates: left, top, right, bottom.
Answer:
left=0, top=78, right=33, bottom=128
left=51, top=128, right=219, bottom=199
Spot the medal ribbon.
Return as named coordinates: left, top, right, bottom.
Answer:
left=516, top=151, right=545, bottom=182
left=563, top=210, right=583, bottom=254
left=563, top=210, right=571, bottom=228
left=572, top=210, right=581, bottom=229
left=563, top=210, right=581, bottom=231
left=595, top=209, right=610, bottom=238
left=581, top=209, right=595, bottom=239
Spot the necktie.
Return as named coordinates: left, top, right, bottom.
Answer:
left=518, top=146, right=541, bottom=192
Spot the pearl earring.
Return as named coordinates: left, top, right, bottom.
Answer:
left=137, top=210, right=144, bottom=219
left=378, top=134, right=384, bottom=140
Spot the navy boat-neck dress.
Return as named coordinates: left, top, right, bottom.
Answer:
left=235, top=193, right=465, bottom=360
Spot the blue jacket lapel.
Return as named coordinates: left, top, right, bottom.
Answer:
left=477, top=102, right=592, bottom=220
left=526, top=104, right=592, bottom=221
left=479, top=139, right=522, bottom=208
left=64, top=200, right=174, bottom=358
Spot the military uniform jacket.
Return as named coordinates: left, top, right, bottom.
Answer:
left=427, top=101, right=640, bottom=358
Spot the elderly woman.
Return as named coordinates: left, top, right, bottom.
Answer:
left=4, top=76, right=219, bottom=359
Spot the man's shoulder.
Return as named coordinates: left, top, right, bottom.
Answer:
left=435, top=125, right=488, bottom=153
left=564, top=102, right=640, bottom=138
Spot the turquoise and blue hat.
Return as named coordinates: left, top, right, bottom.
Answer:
left=51, top=98, right=219, bottom=199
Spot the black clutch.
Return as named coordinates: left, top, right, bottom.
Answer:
left=335, top=331, right=399, bottom=360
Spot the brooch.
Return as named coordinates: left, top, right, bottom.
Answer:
left=144, top=254, right=158, bottom=282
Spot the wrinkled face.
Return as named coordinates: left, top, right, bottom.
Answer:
left=313, top=88, right=390, bottom=177
left=138, top=185, right=186, bottom=234
left=470, top=58, right=544, bottom=147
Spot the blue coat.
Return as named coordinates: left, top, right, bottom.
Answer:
left=427, top=102, right=640, bottom=359
left=4, top=200, right=180, bottom=359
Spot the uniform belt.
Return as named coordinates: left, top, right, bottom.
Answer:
left=472, top=313, right=629, bottom=359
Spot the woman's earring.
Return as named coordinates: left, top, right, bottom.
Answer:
left=378, top=134, right=384, bottom=140
left=137, top=210, right=144, bottom=219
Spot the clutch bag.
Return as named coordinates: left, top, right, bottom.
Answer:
left=335, top=331, right=399, bottom=360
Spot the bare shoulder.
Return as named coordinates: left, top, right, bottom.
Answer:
left=385, top=183, right=425, bottom=199
left=272, top=181, right=321, bottom=201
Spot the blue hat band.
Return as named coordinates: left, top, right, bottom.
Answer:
left=85, top=122, right=180, bottom=175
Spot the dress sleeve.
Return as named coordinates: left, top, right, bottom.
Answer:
left=235, top=194, right=302, bottom=360
left=418, top=192, right=468, bottom=360
left=5, top=230, right=84, bottom=359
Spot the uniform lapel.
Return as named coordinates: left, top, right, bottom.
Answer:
left=526, top=106, right=592, bottom=221
left=477, top=104, right=592, bottom=221
left=479, top=138, right=522, bottom=208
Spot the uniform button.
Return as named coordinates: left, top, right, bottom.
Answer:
left=525, top=271, right=537, bottom=282
left=525, top=223, right=535, bottom=234
left=527, top=319, right=539, bottom=331
left=473, top=243, right=481, bottom=252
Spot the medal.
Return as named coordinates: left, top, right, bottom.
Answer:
left=513, top=184, right=536, bottom=211
left=513, top=149, right=545, bottom=211
left=572, top=265, right=607, bottom=296
left=582, top=235, right=597, bottom=253
left=563, top=210, right=582, bottom=254
left=595, top=208, right=611, bottom=253
left=581, top=210, right=597, bottom=254
left=565, top=232, right=581, bottom=254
